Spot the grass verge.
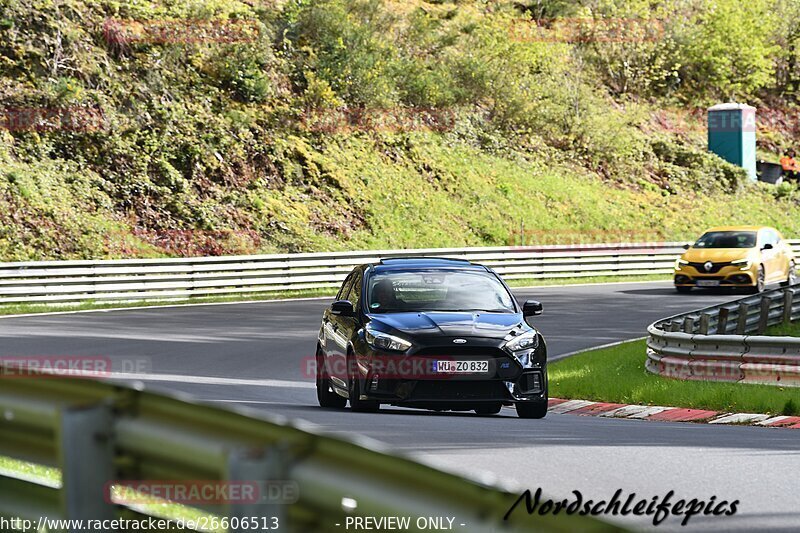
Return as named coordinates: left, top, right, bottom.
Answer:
left=765, top=320, right=800, bottom=336
left=0, top=274, right=666, bottom=317
left=0, top=456, right=224, bottom=532
left=550, top=339, right=800, bottom=416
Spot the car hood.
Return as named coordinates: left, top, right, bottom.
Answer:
left=368, top=311, right=524, bottom=339
left=682, top=248, right=755, bottom=262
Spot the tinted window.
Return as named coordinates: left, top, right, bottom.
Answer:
left=336, top=273, right=354, bottom=300
left=694, top=231, right=757, bottom=249
left=366, top=270, right=515, bottom=314
left=346, top=271, right=363, bottom=311
left=764, top=230, right=779, bottom=245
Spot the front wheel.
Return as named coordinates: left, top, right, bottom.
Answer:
left=516, top=400, right=548, bottom=419
left=474, top=403, right=502, bottom=416
left=348, top=355, right=380, bottom=413
left=751, top=267, right=766, bottom=294
left=316, top=350, right=346, bottom=409
left=675, top=286, right=692, bottom=294
left=781, top=262, right=796, bottom=287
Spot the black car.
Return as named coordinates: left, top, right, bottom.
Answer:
left=315, top=257, right=548, bottom=418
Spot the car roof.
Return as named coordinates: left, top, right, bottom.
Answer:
left=369, top=257, right=489, bottom=273
left=703, top=226, right=774, bottom=232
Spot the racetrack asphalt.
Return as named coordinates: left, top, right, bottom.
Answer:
left=0, top=281, right=797, bottom=532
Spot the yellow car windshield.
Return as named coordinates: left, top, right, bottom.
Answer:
left=694, top=231, right=757, bottom=249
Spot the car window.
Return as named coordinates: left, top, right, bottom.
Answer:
left=336, top=273, right=354, bottom=300
left=694, top=231, right=756, bottom=249
left=366, top=270, right=516, bottom=313
left=346, top=271, right=363, bottom=311
left=767, top=230, right=779, bottom=245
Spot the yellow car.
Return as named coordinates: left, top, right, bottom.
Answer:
left=674, top=226, right=796, bottom=293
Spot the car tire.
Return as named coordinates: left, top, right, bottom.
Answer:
left=781, top=262, right=796, bottom=287
left=474, top=403, right=502, bottom=416
left=347, top=354, right=379, bottom=413
left=675, top=286, right=692, bottom=293
left=316, top=349, right=347, bottom=409
left=516, top=399, right=548, bottom=419
left=751, top=267, right=766, bottom=293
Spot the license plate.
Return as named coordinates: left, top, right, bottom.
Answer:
left=696, top=280, right=720, bottom=287
left=433, top=360, right=489, bottom=374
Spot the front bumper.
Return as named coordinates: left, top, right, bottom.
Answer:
left=674, top=264, right=756, bottom=287
left=353, top=339, right=547, bottom=408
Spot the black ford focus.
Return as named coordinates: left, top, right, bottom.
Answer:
left=315, top=258, right=548, bottom=418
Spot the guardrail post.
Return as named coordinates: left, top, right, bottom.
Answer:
left=59, top=403, right=116, bottom=527
left=682, top=316, right=695, bottom=333
left=226, top=446, right=289, bottom=531
left=758, top=297, right=772, bottom=334
left=736, top=303, right=749, bottom=334
left=698, top=313, right=710, bottom=335
left=669, top=320, right=681, bottom=332
left=783, top=289, right=793, bottom=325
left=717, top=307, right=729, bottom=334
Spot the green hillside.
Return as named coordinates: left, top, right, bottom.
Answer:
left=2, top=0, right=800, bottom=260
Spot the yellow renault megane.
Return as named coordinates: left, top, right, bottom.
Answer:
left=674, top=226, right=796, bottom=293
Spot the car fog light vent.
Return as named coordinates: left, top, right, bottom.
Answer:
left=519, top=373, right=542, bottom=394
left=370, top=375, right=379, bottom=391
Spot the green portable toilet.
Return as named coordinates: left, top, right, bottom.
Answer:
left=707, top=103, right=756, bottom=181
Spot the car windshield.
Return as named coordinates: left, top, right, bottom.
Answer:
left=693, top=231, right=757, bottom=249
left=367, top=270, right=516, bottom=313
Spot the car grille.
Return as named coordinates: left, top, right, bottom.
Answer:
left=411, top=346, right=519, bottom=379
left=413, top=346, right=508, bottom=357
left=687, top=262, right=733, bottom=274
left=409, top=380, right=510, bottom=401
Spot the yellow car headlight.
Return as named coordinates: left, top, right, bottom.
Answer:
left=675, top=259, right=688, bottom=271
left=731, top=259, right=751, bottom=271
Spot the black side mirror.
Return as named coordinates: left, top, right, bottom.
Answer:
left=682, top=243, right=691, bottom=250
left=522, top=300, right=543, bottom=317
left=762, top=243, right=774, bottom=251
left=331, top=300, right=355, bottom=317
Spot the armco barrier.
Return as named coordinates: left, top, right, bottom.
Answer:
left=0, top=241, right=703, bottom=304
left=1, top=240, right=797, bottom=305
left=646, top=284, right=800, bottom=387
left=0, top=372, right=617, bottom=532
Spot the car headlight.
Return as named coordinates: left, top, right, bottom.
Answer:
left=504, top=330, right=540, bottom=352
left=732, top=259, right=751, bottom=271
left=675, top=259, right=688, bottom=270
left=365, top=325, right=412, bottom=352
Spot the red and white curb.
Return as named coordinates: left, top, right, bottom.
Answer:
left=548, top=399, right=800, bottom=429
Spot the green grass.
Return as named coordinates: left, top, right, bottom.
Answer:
left=0, top=456, right=59, bottom=485
left=0, top=456, right=225, bottom=532
left=2, top=0, right=800, bottom=262
left=766, top=320, right=800, bottom=336
left=550, top=339, right=800, bottom=415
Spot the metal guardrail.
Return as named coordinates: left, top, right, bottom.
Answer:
left=1, top=240, right=797, bottom=305
left=0, top=373, right=617, bottom=532
left=646, top=284, right=800, bottom=387
left=0, top=242, right=701, bottom=304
